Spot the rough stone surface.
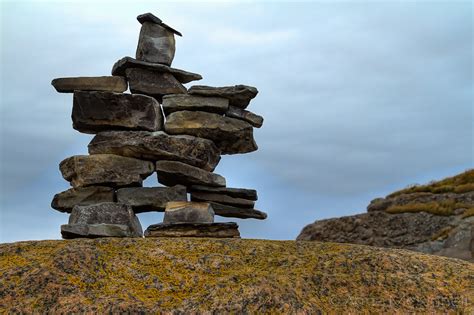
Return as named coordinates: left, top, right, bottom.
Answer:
left=145, top=222, right=239, bottom=238
left=61, top=224, right=132, bottom=239
left=61, top=203, right=142, bottom=238
left=60, top=154, right=154, bottom=188
left=190, top=191, right=255, bottom=208
left=116, top=185, right=187, bottom=213
left=136, top=22, right=176, bottom=66
left=88, top=131, right=221, bottom=171
left=188, top=85, right=258, bottom=109
left=162, top=94, right=229, bottom=116
left=165, top=111, right=257, bottom=154
left=207, top=202, right=267, bottom=220
left=112, top=56, right=201, bottom=83
left=163, top=201, right=214, bottom=224
left=72, top=91, right=162, bottom=134
left=51, top=186, right=115, bottom=213
left=51, top=76, right=127, bottom=93
left=189, top=185, right=258, bottom=200
left=1, top=238, right=472, bottom=313
left=155, top=160, right=226, bottom=187
left=137, top=13, right=182, bottom=36
left=126, top=68, right=186, bottom=101
left=226, top=105, right=264, bottom=128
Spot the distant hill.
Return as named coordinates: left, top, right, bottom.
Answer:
left=298, top=170, right=474, bottom=261
left=0, top=238, right=472, bottom=313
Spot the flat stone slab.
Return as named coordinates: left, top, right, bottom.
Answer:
left=72, top=91, right=163, bottom=134
left=165, top=111, right=257, bottom=155
left=60, top=154, right=154, bottom=188
left=112, top=56, right=202, bottom=83
left=189, top=185, right=257, bottom=200
left=144, top=222, right=240, bottom=238
left=204, top=202, right=267, bottom=220
left=226, top=106, right=263, bottom=128
left=162, top=94, right=229, bottom=116
left=163, top=201, right=214, bottom=224
left=190, top=191, right=255, bottom=208
left=116, top=185, right=187, bottom=213
left=88, top=131, right=221, bottom=172
left=51, top=186, right=115, bottom=213
left=126, top=68, right=186, bottom=101
left=61, top=202, right=143, bottom=238
left=51, top=76, right=127, bottom=93
left=156, top=160, right=226, bottom=187
left=137, top=12, right=182, bottom=36
left=188, top=85, right=258, bottom=109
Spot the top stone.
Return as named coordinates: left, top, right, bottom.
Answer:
left=137, top=13, right=182, bottom=37
left=188, top=85, right=258, bottom=109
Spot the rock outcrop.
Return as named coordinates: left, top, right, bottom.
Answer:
left=1, top=238, right=472, bottom=313
left=297, top=170, right=474, bottom=262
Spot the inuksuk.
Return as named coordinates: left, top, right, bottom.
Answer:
left=51, top=13, right=266, bottom=239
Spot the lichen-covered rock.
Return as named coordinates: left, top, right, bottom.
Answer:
left=156, top=160, right=226, bottom=187
left=188, top=85, right=258, bottom=109
left=126, top=68, right=186, bottom=101
left=51, top=76, right=127, bottom=93
left=145, top=222, right=239, bottom=238
left=163, top=201, right=214, bottom=224
left=88, top=131, right=221, bottom=172
left=1, top=238, right=472, bottom=313
left=165, top=111, right=257, bottom=154
left=72, top=91, right=163, bottom=134
left=51, top=186, right=115, bottom=213
left=116, top=185, right=187, bottom=213
left=59, top=154, right=154, bottom=188
left=162, top=94, right=229, bottom=116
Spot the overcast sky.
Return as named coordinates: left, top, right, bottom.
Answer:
left=0, top=1, right=472, bottom=243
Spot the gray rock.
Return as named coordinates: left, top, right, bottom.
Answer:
left=136, top=22, right=175, bottom=66
left=60, top=154, right=154, bottom=188
left=226, top=106, right=263, bottom=128
left=116, top=185, right=187, bottom=213
left=163, top=201, right=214, bottom=224
left=126, top=68, right=186, bottom=101
left=189, top=185, right=258, bottom=200
left=190, top=191, right=255, bottom=208
left=61, top=202, right=143, bottom=238
left=162, top=94, right=229, bottom=116
left=156, top=160, right=226, bottom=187
left=112, top=56, right=201, bottom=83
left=206, top=202, right=267, bottom=220
left=72, top=91, right=163, bottom=134
left=51, top=186, right=115, bottom=213
left=144, top=222, right=240, bottom=238
left=165, top=111, right=257, bottom=155
left=188, top=85, right=258, bottom=109
left=88, top=131, right=221, bottom=171
left=136, top=12, right=182, bottom=36
left=51, top=76, right=127, bottom=93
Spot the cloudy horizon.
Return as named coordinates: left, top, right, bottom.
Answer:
left=0, top=1, right=472, bottom=243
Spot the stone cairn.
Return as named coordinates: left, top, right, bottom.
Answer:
left=51, top=13, right=267, bottom=239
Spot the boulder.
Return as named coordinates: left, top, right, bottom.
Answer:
left=51, top=76, right=127, bottom=93
left=126, top=68, right=186, bottom=101
left=136, top=22, right=176, bottom=66
left=72, top=91, right=162, bottom=134
left=144, top=222, right=240, bottom=238
left=60, top=154, right=154, bottom=188
left=61, top=202, right=142, bottom=238
left=165, top=111, right=257, bottom=154
left=116, top=185, right=187, bottom=213
left=51, top=186, right=115, bottom=213
left=156, top=160, right=226, bottom=187
left=189, top=185, right=258, bottom=200
left=226, top=106, right=263, bottom=128
left=163, top=201, right=215, bottom=224
left=188, top=85, right=258, bottom=109
left=202, top=202, right=267, bottom=220
left=88, top=131, right=221, bottom=171
left=162, top=94, right=229, bottom=116
left=190, top=191, right=255, bottom=208
left=111, top=56, right=202, bottom=83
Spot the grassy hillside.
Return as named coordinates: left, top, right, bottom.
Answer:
left=1, top=238, right=472, bottom=313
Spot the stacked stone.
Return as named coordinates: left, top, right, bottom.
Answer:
left=51, top=13, right=266, bottom=239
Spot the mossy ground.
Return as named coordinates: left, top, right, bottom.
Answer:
left=0, top=238, right=472, bottom=313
